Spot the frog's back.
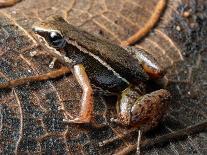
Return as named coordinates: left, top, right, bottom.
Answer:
left=58, top=17, right=148, bottom=83
left=53, top=17, right=149, bottom=84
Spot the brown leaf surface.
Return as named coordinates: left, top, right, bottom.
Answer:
left=0, top=0, right=207, bottom=154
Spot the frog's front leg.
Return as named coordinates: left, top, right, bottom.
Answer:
left=64, top=64, right=93, bottom=124
left=114, top=86, right=171, bottom=131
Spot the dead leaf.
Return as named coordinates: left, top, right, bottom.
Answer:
left=0, top=0, right=206, bottom=154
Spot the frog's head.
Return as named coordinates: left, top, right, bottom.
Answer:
left=32, top=16, right=74, bottom=65
left=33, top=29, right=65, bottom=49
left=32, top=16, right=68, bottom=48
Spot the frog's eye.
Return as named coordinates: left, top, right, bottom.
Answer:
left=49, top=31, right=66, bottom=48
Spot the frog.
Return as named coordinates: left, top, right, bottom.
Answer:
left=32, top=16, right=171, bottom=131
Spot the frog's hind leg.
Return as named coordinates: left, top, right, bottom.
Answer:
left=114, top=86, right=171, bottom=130
left=63, top=64, right=93, bottom=124
left=113, top=87, right=170, bottom=154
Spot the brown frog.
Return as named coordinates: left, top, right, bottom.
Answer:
left=32, top=16, right=171, bottom=131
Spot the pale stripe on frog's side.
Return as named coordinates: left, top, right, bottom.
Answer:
left=33, top=27, right=130, bottom=85
left=66, top=37, right=130, bottom=85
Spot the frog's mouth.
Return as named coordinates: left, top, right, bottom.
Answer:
left=32, top=27, right=74, bottom=66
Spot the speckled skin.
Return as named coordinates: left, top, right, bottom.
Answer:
left=114, top=84, right=171, bottom=130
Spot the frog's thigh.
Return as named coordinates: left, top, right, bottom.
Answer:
left=117, top=88, right=170, bottom=129
left=64, top=64, right=93, bottom=124
left=131, top=89, right=170, bottom=130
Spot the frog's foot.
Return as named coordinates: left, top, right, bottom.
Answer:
left=49, top=57, right=57, bottom=68
left=0, top=0, right=21, bottom=7
left=121, top=0, right=167, bottom=46
left=64, top=64, right=94, bottom=124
